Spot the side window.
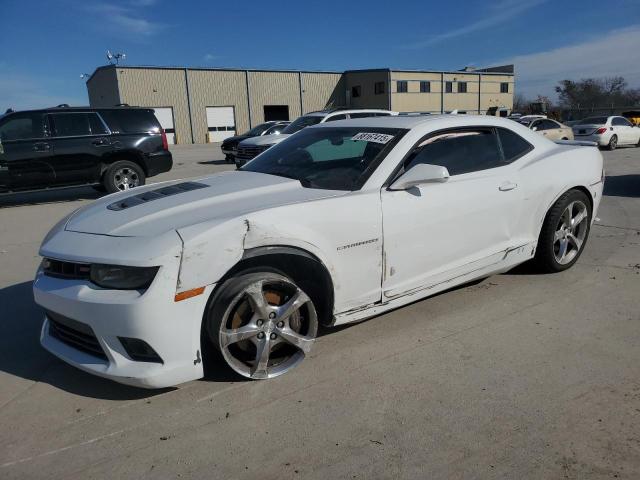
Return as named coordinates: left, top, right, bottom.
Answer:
left=537, top=120, right=557, bottom=130
left=405, top=129, right=502, bottom=176
left=324, top=114, right=347, bottom=122
left=349, top=112, right=375, bottom=119
left=497, top=128, right=533, bottom=163
left=612, top=117, right=631, bottom=127
left=396, top=81, right=408, bottom=93
left=0, top=113, right=46, bottom=141
left=88, top=113, right=109, bottom=134
left=50, top=113, right=92, bottom=137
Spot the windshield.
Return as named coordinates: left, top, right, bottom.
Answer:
left=517, top=119, right=533, bottom=126
left=281, top=115, right=323, bottom=134
left=245, top=124, right=273, bottom=136
left=241, top=127, right=406, bottom=190
left=577, top=116, right=608, bottom=125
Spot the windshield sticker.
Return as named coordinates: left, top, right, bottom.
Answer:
left=351, top=132, right=395, bottom=144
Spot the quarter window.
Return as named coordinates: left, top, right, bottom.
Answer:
left=405, top=129, right=503, bottom=176
left=458, top=82, right=467, bottom=93
left=420, top=81, right=431, bottom=93
left=0, top=113, right=46, bottom=141
left=445, top=81, right=453, bottom=93
left=500, top=82, right=509, bottom=93
left=374, top=82, right=385, bottom=95
left=397, top=81, right=408, bottom=93
left=497, top=127, right=533, bottom=163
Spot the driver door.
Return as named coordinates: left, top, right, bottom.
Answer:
left=381, top=127, right=523, bottom=299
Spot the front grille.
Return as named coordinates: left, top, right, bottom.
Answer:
left=236, top=144, right=270, bottom=160
left=47, top=311, right=107, bottom=361
left=43, top=259, right=90, bottom=280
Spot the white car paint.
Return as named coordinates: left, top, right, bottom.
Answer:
left=572, top=116, right=640, bottom=147
left=34, top=115, right=604, bottom=388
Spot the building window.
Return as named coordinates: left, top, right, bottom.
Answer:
left=500, top=82, right=509, bottom=93
left=351, top=85, right=361, bottom=98
left=374, top=82, right=385, bottom=95
left=458, top=82, right=467, bottom=93
left=420, top=81, right=431, bottom=93
left=397, top=81, right=408, bottom=93
left=445, top=81, right=453, bottom=93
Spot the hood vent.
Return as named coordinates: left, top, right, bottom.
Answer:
left=107, top=182, right=208, bottom=211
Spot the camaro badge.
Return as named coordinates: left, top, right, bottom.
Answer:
left=337, top=238, right=379, bottom=251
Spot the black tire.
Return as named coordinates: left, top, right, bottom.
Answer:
left=91, top=184, right=106, bottom=193
left=102, top=160, right=146, bottom=194
left=204, top=270, right=318, bottom=380
left=607, top=135, right=617, bottom=151
left=533, top=189, right=592, bottom=273
left=225, top=155, right=234, bottom=163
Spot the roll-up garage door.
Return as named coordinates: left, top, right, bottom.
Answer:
left=206, top=106, right=236, bottom=143
left=153, top=107, right=176, bottom=144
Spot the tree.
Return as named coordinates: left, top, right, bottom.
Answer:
left=555, top=77, right=640, bottom=108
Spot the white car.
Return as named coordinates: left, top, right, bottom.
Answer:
left=34, top=115, right=604, bottom=388
left=572, top=115, right=640, bottom=150
left=234, top=109, right=396, bottom=167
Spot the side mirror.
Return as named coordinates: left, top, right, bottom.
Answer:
left=390, top=163, right=450, bottom=190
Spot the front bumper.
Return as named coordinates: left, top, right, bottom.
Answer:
left=33, top=230, right=212, bottom=389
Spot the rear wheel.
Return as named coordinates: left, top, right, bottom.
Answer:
left=607, top=135, right=617, bottom=150
left=205, top=272, right=318, bottom=380
left=533, top=190, right=592, bottom=273
left=102, top=160, right=145, bottom=194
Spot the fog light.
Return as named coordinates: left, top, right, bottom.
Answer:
left=119, top=337, right=163, bottom=363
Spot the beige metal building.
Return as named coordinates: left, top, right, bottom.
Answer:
left=86, top=64, right=513, bottom=144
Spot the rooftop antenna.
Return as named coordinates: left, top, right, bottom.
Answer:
left=106, top=51, right=126, bottom=65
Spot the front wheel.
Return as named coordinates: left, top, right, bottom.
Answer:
left=205, top=272, right=318, bottom=380
left=103, top=160, right=146, bottom=194
left=533, top=190, right=592, bottom=273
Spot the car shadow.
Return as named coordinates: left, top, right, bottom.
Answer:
left=603, top=174, right=640, bottom=198
left=0, top=186, right=102, bottom=208
left=197, top=160, right=232, bottom=166
left=0, top=281, right=173, bottom=400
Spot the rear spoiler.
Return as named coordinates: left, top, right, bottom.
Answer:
left=554, top=140, right=598, bottom=147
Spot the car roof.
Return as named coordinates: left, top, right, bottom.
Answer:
left=311, top=114, right=522, bottom=130
left=3, top=106, right=155, bottom=115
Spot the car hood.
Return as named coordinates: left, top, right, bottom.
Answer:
left=222, top=134, right=249, bottom=145
left=239, top=134, right=291, bottom=147
left=64, top=171, right=346, bottom=237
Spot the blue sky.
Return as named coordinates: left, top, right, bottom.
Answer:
left=1, top=0, right=640, bottom=109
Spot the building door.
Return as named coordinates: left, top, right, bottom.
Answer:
left=206, top=107, right=236, bottom=143
left=153, top=107, right=176, bottom=144
left=263, top=105, right=289, bottom=122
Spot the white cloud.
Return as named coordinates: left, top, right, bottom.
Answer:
left=203, top=53, right=220, bottom=63
left=88, top=2, right=164, bottom=37
left=404, top=0, right=547, bottom=49
left=0, top=71, right=85, bottom=111
left=497, top=25, right=640, bottom=98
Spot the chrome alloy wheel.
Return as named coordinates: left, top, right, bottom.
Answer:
left=553, top=200, right=589, bottom=265
left=113, top=167, right=140, bottom=191
left=218, top=279, right=318, bottom=379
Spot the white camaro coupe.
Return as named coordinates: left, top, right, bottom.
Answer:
left=34, top=115, right=604, bottom=388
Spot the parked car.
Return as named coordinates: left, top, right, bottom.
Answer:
left=34, top=115, right=603, bottom=387
left=234, top=109, right=396, bottom=167
left=521, top=118, right=574, bottom=141
left=0, top=106, right=172, bottom=194
left=572, top=116, right=640, bottom=150
left=221, top=121, right=289, bottom=163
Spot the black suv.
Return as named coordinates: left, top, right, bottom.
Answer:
left=0, top=106, right=172, bottom=194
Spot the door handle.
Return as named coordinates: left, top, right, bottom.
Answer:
left=33, top=142, right=51, bottom=152
left=499, top=181, right=517, bottom=191
left=92, top=138, right=109, bottom=146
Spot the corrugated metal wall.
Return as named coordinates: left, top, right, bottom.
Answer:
left=301, top=73, right=345, bottom=112
left=115, top=68, right=192, bottom=144
left=247, top=72, right=301, bottom=125
left=344, top=71, right=390, bottom=109
left=187, top=70, right=249, bottom=144
left=86, top=68, right=120, bottom=107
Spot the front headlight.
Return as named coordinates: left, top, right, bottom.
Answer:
left=90, top=264, right=159, bottom=290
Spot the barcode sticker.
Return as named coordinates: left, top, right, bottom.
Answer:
left=351, top=132, right=395, bottom=144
